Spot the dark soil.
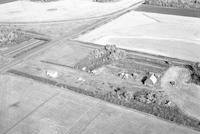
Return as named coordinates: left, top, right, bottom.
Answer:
left=135, top=4, right=200, bottom=18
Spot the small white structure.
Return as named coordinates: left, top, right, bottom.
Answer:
left=46, top=70, right=58, bottom=78
left=91, top=67, right=105, bottom=75
left=82, top=67, right=87, bottom=71
left=149, top=74, right=157, bottom=84
left=77, top=77, right=86, bottom=82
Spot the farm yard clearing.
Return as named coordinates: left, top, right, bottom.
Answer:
left=161, top=66, right=200, bottom=120
left=6, top=40, right=200, bottom=132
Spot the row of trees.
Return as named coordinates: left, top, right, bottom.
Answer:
left=145, top=0, right=200, bottom=8
left=0, top=29, right=18, bottom=45
left=0, top=26, right=31, bottom=48
left=74, top=45, right=126, bottom=72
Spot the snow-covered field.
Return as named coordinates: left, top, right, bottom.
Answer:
left=0, top=0, right=142, bottom=22
left=77, top=11, right=200, bottom=62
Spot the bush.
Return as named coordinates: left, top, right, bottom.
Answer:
left=0, top=26, right=30, bottom=48
left=74, top=45, right=126, bottom=72
left=0, top=29, right=18, bottom=43
left=184, top=62, right=200, bottom=85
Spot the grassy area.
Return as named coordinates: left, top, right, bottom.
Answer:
left=144, top=0, right=200, bottom=9
left=16, top=18, right=103, bottom=39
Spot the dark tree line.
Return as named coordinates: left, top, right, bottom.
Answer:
left=184, top=62, right=200, bottom=85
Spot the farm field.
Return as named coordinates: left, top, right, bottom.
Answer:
left=95, top=38, right=200, bottom=62
left=77, top=11, right=200, bottom=62
left=0, top=0, right=142, bottom=22
left=16, top=18, right=104, bottom=39
left=135, top=4, right=200, bottom=18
